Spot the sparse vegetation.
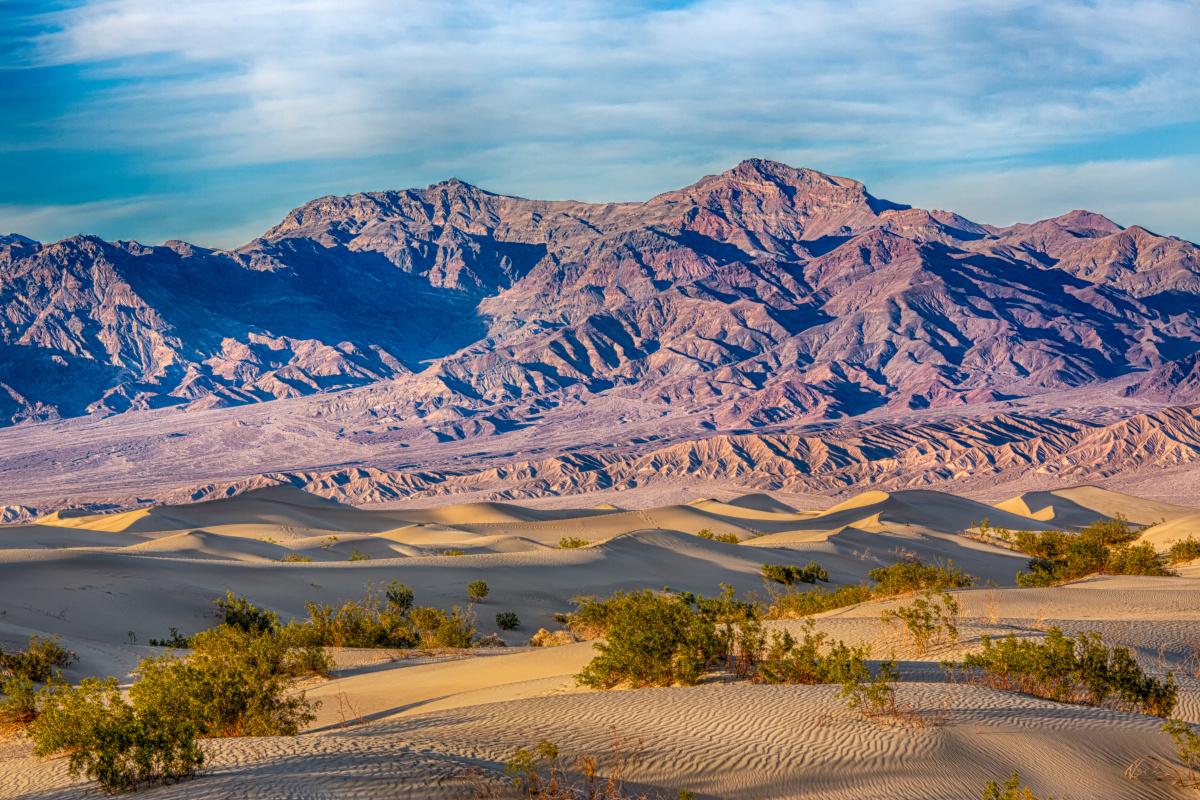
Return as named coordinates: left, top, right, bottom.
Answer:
left=496, top=612, right=520, bottom=630
left=697, top=528, right=739, bottom=544
left=1169, top=537, right=1200, bottom=565
left=348, top=549, right=372, bottom=561
left=950, top=627, right=1176, bottom=717
left=1012, top=516, right=1172, bottom=585
left=981, top=773, right=1053, bottom=800
left=441, top=549, right=467, bottom=557
left=558, top=537, right=589, bottom=549
left=32, top=677, right=204, bottom=792
left=881, top=591, right=960, bottom=653
left=767, top=557, right=973, bottom=619
left=0, top=634, right=76, bottom=683
left=575, top=591, right=720, bottom=688
left=0, top=676, right=38, bottom=725
left=287, top=581, right=464, bottom=649
left=467, top=580, right=491, bottom=602
left=148, top=627, right=191, bottom=648
left=868, top=558, right=975, bottom=595
left=215, top=591, right=279, bottom=634
left=760, top=562, right=829, bottom=585
left=279, top=553, right=314, bottom=563
left=473, top=738, right=686, bottom=799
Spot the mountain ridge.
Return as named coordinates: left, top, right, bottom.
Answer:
left=4, top=159, right=1200, bottom=511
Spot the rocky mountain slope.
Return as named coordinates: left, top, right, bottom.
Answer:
left=4, top=159, right=1200, bottom=510
left=3, top=159, right=1199, bottom=431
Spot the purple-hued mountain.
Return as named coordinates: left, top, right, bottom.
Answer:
left=2, top=159, right=1197, bottom=431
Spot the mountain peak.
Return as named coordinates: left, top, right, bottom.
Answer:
left=1049, top=209, right=1123, bottom=234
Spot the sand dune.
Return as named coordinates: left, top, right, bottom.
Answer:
left=4, top=485, right=1199, bottom=799
left=998, top=485, right=1198, bottom=528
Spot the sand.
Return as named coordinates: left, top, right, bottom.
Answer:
left=2, top=485, right=1198, bottom=799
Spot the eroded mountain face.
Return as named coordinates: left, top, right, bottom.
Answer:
left=2, top=158, right=1199, bottom=432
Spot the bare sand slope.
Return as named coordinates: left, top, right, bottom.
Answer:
left=997, top=485, right=1199, bottom=529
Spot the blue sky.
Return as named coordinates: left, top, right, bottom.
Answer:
left=2, top=0, right=1198, bottom=247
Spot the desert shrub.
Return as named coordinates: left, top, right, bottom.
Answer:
left=1163, top=718, right=1200, bottom=772
left=479, top=738, right=685, bottom=800
left=868, top=558, right=975, bottom=595
left=761, top=562, right=828, bottom=585
left=838, top=658, right=900, bottom=719
left=133, top=624, right=323, bottom=737
left=953, top=627, right=1176, bottom=717
left=409, top=605, right=476, bottom=648
left=441, top=548, right=466, bottom=557
left=214, top=592, right=278, bottom=635
left=148, top=627, right=192, bottom=648
left=881, top=591, right=960, bottom=653
left=1013, top=516, right=1168, bottom=585
left=559, top=536, right=589, bottom=549
left=279, top=553, right=314, bottom=563
left=528, top=628, right=575, bottom=647
left=768, top=583, right=874, bottom=618
left=348, top=549, right=371, bottom=561
left=467, top=580, right=490, bottom=602
left=0, top=634, right=76, bottom=683
left=1169, top=537, right=1200, bottom=565
left=1105, top=542, right=1172, bottom=576
left=755, top=620, right=871, bottom=686
left=697, top=529, right=740, bottom=544
left=496, top=612, right=521, bottom=630
left=0, top=676, right=38, bottom=725
left=31, top=677, right=203, bottom=792
left=385, top=580, right=415, bottom=614
left=288, top=582, right=420, bottom=648
left=981, top=773, right=1052, bottom=800
left=576, top=591, right=722, bottom=688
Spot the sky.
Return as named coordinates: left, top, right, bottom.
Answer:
left=1, top=0, right=1198, bottom=248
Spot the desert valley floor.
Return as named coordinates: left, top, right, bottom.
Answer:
left=3, top=484, right=1200, bottom=799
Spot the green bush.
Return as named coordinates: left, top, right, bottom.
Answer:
left=408, top=605, right=476, bottom=648
left=1013, top=516, right=1169, bottom=585
left=755, top=620, right=870, bottom=686
left=287, top=581, right=420, bottom=648
left=31, top=677, right=203, bottom=792
left=148, top=627, right=191, bottom=648
left=348, top=549, right=371, bottom=561
left=0, top=676, right=38, bottom=725
left=868, top=558, right=975, bottom=595
left=279, top=553, right=314, bottom=563
left=761, top=562, right=829, bottom=585
left=881, top=591, right=960, bottom=653
left=1169, top=537, right=1200, bottom=565
left=981, top=772, right=1052, bottom=800
left=467, top=580, right=490, bottom=602
left=214, top=592, right=279, bottom=634
left=953, top=627, right=1176, bottom=717
left=496, top=612, right=521, bottom=630
left=558, top=537, right=589, bottom=549
left=441, top=549, right=466, bottom=557
left=132, top=625, right=323, bottom=738
left=768, top=583, right=874, bottom=618
left=576, top=591, right=722, bottom=688
left=697, top=529, right=739, bottom=544
left=1163, top=718, right=1200, bottom=772
left=0, top=634, right=76, bottom=683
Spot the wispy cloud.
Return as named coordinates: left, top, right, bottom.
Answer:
left=2, top=1, right=1198, bottom=245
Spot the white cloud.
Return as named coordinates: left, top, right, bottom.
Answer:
left=29, top=0, right=1200, bottom=166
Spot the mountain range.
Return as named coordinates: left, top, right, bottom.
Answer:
left=3, top=158, right=1200, bottom=510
